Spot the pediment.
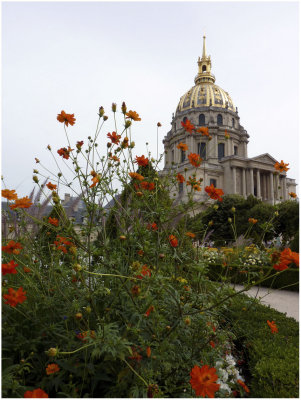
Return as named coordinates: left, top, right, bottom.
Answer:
left=250, top=153, right=278, bottom=164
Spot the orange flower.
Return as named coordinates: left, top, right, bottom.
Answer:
left=169, top=235, right=178, bottom=247
left=2, top=240, right=23, bottom=254
left=279, top=248, right=299, bottom=267
left=273, top=262, right=288, bottom=271
left=109, top=155, right=120, bottom=162
left=205, top=184, right=224, bottom=202
left=137, top=249, right=144, bottom=257
left=209, top=341, right=215, bottom=348
left=90, top=170, right=100, bottom=188
left=146, top=346, right=151, bottom=357
left=224, top=130, right=230, bottom=139
left=9, top=197, right=33, bottom=210
left=140, top=181, right=155, bottom=191
left=2, top=189, right=18, bottom=200
left=2, top=260, right=18, bottom=275
left=107, top=131, right=121, bottom=144
left=177, top=142, right=188, bottom=151
left=129, top=172, right=144, bottom=181
left=46, top=182, right=57, bottom=191
left=125, top=110, right=141, bottom=121
left=188, top=153, right=202, bottom=167
left=23, top=267, right=32, bottom=273
left=186, top=176, right=202, bottom=191
left=274, top=160, right=289, bottom=172
left=267, top=320, right=278, bottom=334
left=135, top=155, right=149, bottom=167
left=54, top=235, right=74, bottom=253
left=48, top=217, right=59, bottom=226
left=189, top=365, right=220, bottom=398
left=147, top=222, right=158, bottom=231
left=3, top=287, right=27, bottom=307
left=128, top=347, right=142, bottom=362
left=144, top=305, right=154, bottom=317
left=196, top=126, right=209, bottom=136
left=46, top=363, right=60, bottom=375
left=248, top=218, right=258, bottom=224
left=237, top=379, right=250, bottom=393
left=177, top=173, right=185, bottom=183
left=181, top=119, right=195, bottom=134
left=289, top=192, right=297, bottom=198
left=24, top=388, right=48, bottom=398
left=57, top=146, right=73, bottom=160
left=185, top=232, right=196, bottom=238
left=76, top=140, right=84, bottom=149
left=137, top=264, right=151, bottom=279
left=121, top=136, right=129, bottom=149
left=57, top=110, right=76, bottom=127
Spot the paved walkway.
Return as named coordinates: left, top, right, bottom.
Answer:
left=232, top=284, right=299, bottom=321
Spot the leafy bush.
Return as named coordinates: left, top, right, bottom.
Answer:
left=225, top=294, right=299, bottom=398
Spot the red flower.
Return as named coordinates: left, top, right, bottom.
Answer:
left=209, top=341, right=215, bottom=348
left=128, top=346, right=142, bottom=362
left=181, top=119, right=195, bottom=134
left=2, top=189, right=18, bottom=200
left=48, top=217, right=59, bottom=226
left=137, top=265, right=151, bottom=279
left=107, top=131, right=121, bottom=144
left=279, top=248, right=299, bottom=267
left=46, top=182, right=57, bottom=190
left=140, top=181, right=155, bottom=191
left=57, top=146, right=73, bottom=160
left=3, top=287, right=27, bottom=307
left=274, top=160, right=289, bottom=172
left=205, top=184, right=224, bottom=202
left=146, top=346, right=151, bottom=357
left=2, top=260, right=18, bottom=275
left=196, top=126, right=209, bottom=136
left=46, top=363, right=60, bottom=375
left=273, top=263, right=289, bottom=271
left=188, top=153, right=202, bottom=167
left=237, top=379, right=250, bottom=393
left=177, top=173, right=185, bottom=183
left=144, top=305, right=155, bottom=317
left=190, top=365, right=220, bottom=398
left=169, top=235, right=178, bottom=247
left=24, top=388, right=49, bottom=398
left=135, top=155, right=149, bottom=167
left=57, top=110, right=76, bottom=127
left=2, top=240, right=23, bottom=254
left=267, top=320, right=278, bottom=334
left=147, top=222, right=158, bottom=231
left=76, top=141, right=84, bottom=149
left=9, top=197, right=33, bottom=210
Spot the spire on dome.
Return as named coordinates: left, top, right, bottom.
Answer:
left=194, top=35, right=215, bottom=85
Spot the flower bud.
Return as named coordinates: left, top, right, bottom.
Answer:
left=208, top=220, right=214, bottom=226
left=112, top=103, right=117, bottom=112
left=231, top=207, right=236, bottom=213
left=47, top=347, right=58, bottom=357
left=58, top=172, right=62, bottom=177
left=184, top=317, right=191, bottom=326
left=103, top=115, right=108, bottom=121
left=228, top=217, right=232, bottom=223
left=130, top=141, right=135, bottom=148
left=157, top=122, right=162, bottom=127
left=136, top=191, right=143, bottom=197
left=98, top=106, right=104, bottom=117
left=33, top=175, right=39, bottom=183
left=75, top=312, right=82, bottom=320
left=119, top=235, right=126, bottom=241
left=33, top=169, right=39, bottom=174
left=86, top=306, right=92, bottom=314
left=125, top=120, right=132, bottom=129
left=121, top=102, right=127, bottom=114
left=73, top=264, right=82, bottom=272
left=274, top=211, right=279, bottom=216
left=213, top=205, right=219, bottom=210
left=47, top=145, right=51, bottom=151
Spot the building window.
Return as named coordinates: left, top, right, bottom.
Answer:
left=202, top=65, right=206, bottom=72
left=181, top=150, right=185, bottom=163
left=199, top=114, right=205, bottom=126
left=179, top=182, right=184, bottom=193
left=210, top=178, right=217, bottom=187
left=232, top=118, right=235, bottom=128
left=218, top=143, right=225, bottom=160
left=217, top=114, right=223, bottom=125
left=183, top=117, right=187, bottom=123
left=171, top=150, right=174, bottom=163
left=198, top=142, right=206, bottom=159
left=234, top=146, right=238, bottom=155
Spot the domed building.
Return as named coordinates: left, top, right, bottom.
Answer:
left=163, top=37, right=296, bottom=205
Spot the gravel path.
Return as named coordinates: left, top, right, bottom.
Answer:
left=232, top=284, right=299, bottom=321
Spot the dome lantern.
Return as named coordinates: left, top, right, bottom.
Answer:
left=195, top=36, right=215, bottom=85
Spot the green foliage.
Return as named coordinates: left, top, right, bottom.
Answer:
left=225, top=294, right=299, bottom=398
left=275, top=200, right=299, bottom=249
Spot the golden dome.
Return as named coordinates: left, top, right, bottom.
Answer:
left=176, top=36, right=235, bottom=113
left=177, top=83, right=235, bottom=112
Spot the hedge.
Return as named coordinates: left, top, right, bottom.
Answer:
left=207, top=264, right=299, bottom=291
left=225, top=293, right=299, bottom=398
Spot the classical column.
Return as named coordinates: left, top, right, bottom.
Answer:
left=262, top=174, right=266, bottom=200
left=232, top=166, right=236, bottom=194
left=275, top=174, right=279, bottom=201
left=256, top=169, right=261, bottom=198
left=249, top=168, right=254, bottom=196
left=242, top=168, right=246, bottom=198
left=269, top=172, right=274, bottom=204
left=213, top=134, right=218, bottom=158
left=283, top=176, right=288, bottom=200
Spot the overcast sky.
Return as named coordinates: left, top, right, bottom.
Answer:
left=2, top=1, right=299, bottom=199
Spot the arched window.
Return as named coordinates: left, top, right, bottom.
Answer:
left=181, top=150, right=186, bottom=163
left=232, top=118, right=235, bottom=128
left=218, top=143, right=225, bottom=160
left=199, top=114, right=205, bottom=126
left=202, top=65, right=206, bottom=72
left=217, top=114, right=223, bottom=126
left=198, top=142, right=206, bottom=160
left=183, top=117, right=187, bottom=123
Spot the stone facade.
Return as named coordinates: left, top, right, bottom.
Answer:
left=162, top=37, right=297, bottom=205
